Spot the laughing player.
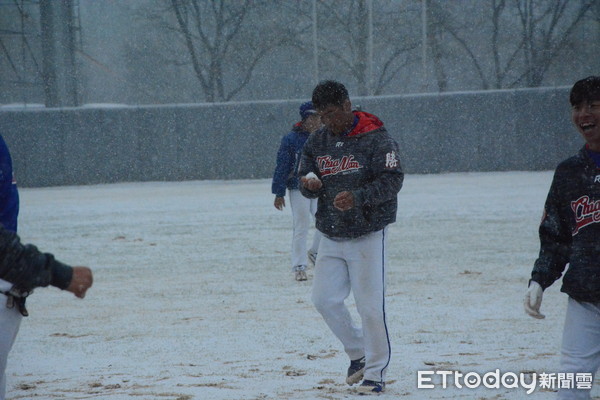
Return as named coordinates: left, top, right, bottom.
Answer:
left=525, top=76, right=600, bottom=400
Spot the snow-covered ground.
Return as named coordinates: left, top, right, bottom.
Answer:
left=5, top=171, right=594, bottom=399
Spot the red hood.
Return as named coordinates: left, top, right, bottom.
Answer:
left=348, top=111, right=384, bottom=136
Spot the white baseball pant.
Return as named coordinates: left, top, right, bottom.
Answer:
left=557, top=297, right=600, bottom=400
left=0, top=279, right=22, bottom=400
left=311, top=228, right=391, bottom=383
left=288, top=189, right=321, bottom=270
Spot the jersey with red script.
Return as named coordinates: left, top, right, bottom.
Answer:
left=531, top=146, right=600, bottom=302
left=298, top=111, right=403, bottom=239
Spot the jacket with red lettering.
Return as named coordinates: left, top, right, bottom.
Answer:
left=298, top=111, right=403, bottom=239
left=531, top=146, right=600, bottom=302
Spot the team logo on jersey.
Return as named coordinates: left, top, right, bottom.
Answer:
left=385, top=151, right=398, bottom=168
left=571, top=195, right=600, bottom=235
left=317, top=155, right=361, bottom=176
left=595, top=175, right=600, bottom=183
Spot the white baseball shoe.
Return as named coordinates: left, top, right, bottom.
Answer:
left=293, top=265, right=308, bottom=281
left=295, top=270, right=307, bottom=281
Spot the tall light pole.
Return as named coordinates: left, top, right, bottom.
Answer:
left=40, top=0, right=79, bottom=107
left=367, top=0, right=373, bottom=95
left=421, top=0, right=428, bottom=91
left=312, top=0, right=319, bottom=84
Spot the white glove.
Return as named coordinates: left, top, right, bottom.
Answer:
left=524, top=281, right=545, bottom=319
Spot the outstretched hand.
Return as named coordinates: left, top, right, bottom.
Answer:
left=67, top=266, right=93, bottom=299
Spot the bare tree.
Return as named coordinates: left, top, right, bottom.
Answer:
left=0, top=1, right=44, bottom=104
left=429, top=0, right=595, bottom=90
left=513, top=0, right=595, bottom=86
left=313, top=0, right=419, bottom=96
left=588, top=1, right=600, bottom=71
left=371, top=1, right=421, bottom=95
left=424, top=0, right=452, bottom=92
left=142, top=0, right=296, bottom=103
left=3, top=0, right=598, bottom=105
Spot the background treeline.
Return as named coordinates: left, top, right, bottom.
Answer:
left=1, top=0, right=599, bottom=107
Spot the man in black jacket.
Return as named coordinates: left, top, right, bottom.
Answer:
left=299, top=81, right=403, bottom=394
left=524, top=76, right=600, bottom=399
left=0, top=227, right=92, bottom=400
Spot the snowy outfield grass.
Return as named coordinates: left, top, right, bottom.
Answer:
left=6, top=171, right=595, bottom=399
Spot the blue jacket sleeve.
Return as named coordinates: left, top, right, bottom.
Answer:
left=0, top=135, right=18, bottom=232
left=272, top=134, right=294, bottom=197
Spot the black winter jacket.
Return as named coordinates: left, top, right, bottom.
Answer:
left=531, top=146, right=600, bottom=302
left=298, top=111, right=403, bottom=239
left=0, top=226, right=72, bottom=295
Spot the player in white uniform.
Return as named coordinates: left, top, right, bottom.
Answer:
left=272, top=102, right=322, bottom=281
left=299, top=80, right=403, bottom=394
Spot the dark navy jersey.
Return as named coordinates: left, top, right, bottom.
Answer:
left=532, top=146, right=600, bottom=302
left=299, top=111, right=403, bottom=239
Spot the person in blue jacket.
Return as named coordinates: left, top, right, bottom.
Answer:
left=0, top=134, right=21, bottom=397
left=0, top=135, right=93, bottom=400
left=272, top=102, right=322, bottom=281
left=0, top=136, right=18, bottom=234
